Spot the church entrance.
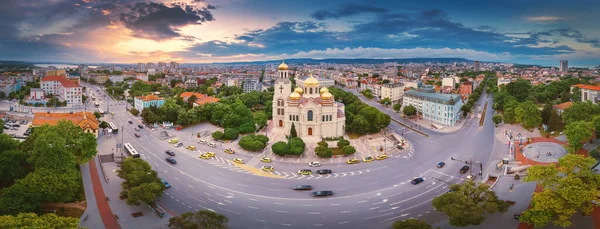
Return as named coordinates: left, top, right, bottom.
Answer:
left=308, top=127, right=313, bottom=136
left=279, top=120, right=283, bottom=127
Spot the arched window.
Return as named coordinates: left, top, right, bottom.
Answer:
left=307, top=110, right=313, bottom=121
left=310, top=88, right=313, bottom=94
left=329, top=115, right=332, bottom=121
left=278, top=99, right=284, bottom=106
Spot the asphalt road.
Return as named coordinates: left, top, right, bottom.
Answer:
left=96, top=85, right=498, bottom=229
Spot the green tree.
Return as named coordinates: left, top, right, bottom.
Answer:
left=253, top=111, right=268, bottom=129
left=591, top=115, right=600, bottom=138
left=94, top=111, right=102, bottom=119
left=337, top=139, right=350, bottom=148
left=130, top=108, right=140, bottom=116
left=492, top=115, right=503, bottom=126
left=541, top=103, right=553, bottom=125
left=393, top=103, right=401, bottom=112
left=0, top=213, right=79, bottom=229
left=564, top=121, right=593, bottom=153
left=271, top=141, right=289, bottom=157
left=222, top=128, right=239, bottom=140
left=317, top=141, right=328, bottom=148
left=168, top=210, right=228, bottom=229
left=503, top=100, right=519, bottom=124
left=238, top=134, right=269, bottom=151
left=342, top=145, right=356, bottom=156
left=571, top=86, right=581, bottom=102
left=99, top=121, right=109, bottom=130
left=393, top=219, right=432, bottom=229
left=349, top=115, right=370, bottom=134
left=548, top=109, right=564, bottom=132
left=516, top=101, right=542, bottom=129
left=505, top=80, right=532, bottom=102
left=315, top=146, right=333, bottom=158
left=403, top=105, right=417, bottom=116
left=212, top=131, right=224, bottom=140
left=28, top=132, right=75, bottom=171
left=290, top=122, right=298, bottom=138
left=562, top=101, right=600, bottom=124
left=589, top=149, right=600, bottom=161
left=117, top=158, right=164, bottom=206
left=0, top=149, right=28, bottom=186
left=521, top=154, right=600, bottom=228
left=432, top=181, right=510, bottom=227
left=288, top=137, right=305, bottom=155
left=381, top=98, right=392, bottom=106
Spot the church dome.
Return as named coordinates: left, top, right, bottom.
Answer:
left=289, top=91, right=301, bottom=100
left=321, top=91, right=333, bottom=100
left=320, top=87, right=329, bottom=94
left=304, top=74, right=319, bottom=86
left=278, top=60, right=289, bottom=70
left=295, top=87, right=304, bottom=94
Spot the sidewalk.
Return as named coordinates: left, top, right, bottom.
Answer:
left=79, top=162, right=105, bottom=229
left=89, top=157, right=122, bottom=229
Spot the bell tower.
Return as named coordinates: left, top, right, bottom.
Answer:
left=273, top=60, right=292, bottom=128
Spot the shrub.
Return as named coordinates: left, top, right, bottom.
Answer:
left=271, top=141, right=289, bottom=157
left=212, top=131, right=224, bottom=140
left=342, top=145, right=356, bottom=156
left=337, top=139, right=350, bottom=148
left=238, top=134, right=269, bottom=151
left=317, top=141, right=328, bottom=148
left=288, top=137, right=306, bottom=155
left=130, top=108, right=139, bottom=116
left=315, top=146, right=333, bottom=158
left=222, top=128, right=239, bottom=140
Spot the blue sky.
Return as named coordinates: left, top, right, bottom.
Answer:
left=0, top=0, right=599, bottom=66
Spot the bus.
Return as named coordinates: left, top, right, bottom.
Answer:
left=98, top=108, right=105, bottom=114
left=94, top=101, right=99, bottom=107
left=108, top=122, right=118, bottom=134
left=123, top=143, right=140, bottom=158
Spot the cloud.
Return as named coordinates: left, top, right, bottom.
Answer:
left=286, top=47, right=512, bottom=61
left=525, top=16, right=563, bottom=22
left=311, top=4, right=389, bottom=20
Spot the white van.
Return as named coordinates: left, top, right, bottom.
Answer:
left=198, top=139, right=207, bottom=144
left=207, top=142, right=217, bottom=148
left=174, top=142, right=183, bottom=147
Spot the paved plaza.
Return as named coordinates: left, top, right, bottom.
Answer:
left=521, top=142, right=568, bottom=163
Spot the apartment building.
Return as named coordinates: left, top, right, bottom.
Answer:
left=402, top=90, right=462, bottom=126
left=41, top=75, right=82, bottom=104
left=380, top=82, right=405, bottom=104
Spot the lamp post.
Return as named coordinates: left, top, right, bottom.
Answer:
left=121, top=124, right=125, bottom=153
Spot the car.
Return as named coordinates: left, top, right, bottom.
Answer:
left=138, top=124, right=144, bottom=129
left=174, top=142, right=183, bottom=147
left=292, top=185, right=313, bottom=190
left=308, top=162, right=322, bottom=167
left=460, top=165, right=470, bottom=173
left=199, top=154, right=212, bottom=159
left=411, top=177, right=425, bottom=185
left=363, top=156, right=374, bottom=162
left=437, top=162, right=446, bottom=168
left=134, top=127, right=140, bottom=132
left=12, top=124, right=20, bottom=128
left=347, top=159, right=360, bottom=164
left=205, top=152, right=216, bottom=157
left=3, top=125, right=8, bottom=129
left=168, top=139, right=179, bottom=144
left=261, top=166, right=275, bottom=172
left=134, top=133, right=141, bottom=138
left=186, top=145, right=197, bottom=150
left=376, top=155, right=388, bottom=160
left=260, top=157, right=272, bottom=163
left=316, top=169, right=332, bottom=175
left=233, top=158, right=244, bottom=164
left=466, top=173, right=476, bottom=181
left=298, top=169, right=312, bottom=175
left=224, top=149, right=235, bottom=154
left=198, top=139, right=207, bottom=144
left=161, top=179, right=171, bottom=189
left=312, top=191, right=334, bottom=197
left=207, top=142, right=217, bottom=148
left=165, top=150, right=175, bottom=156
left=166, top=157, right=177, bottom=164
left=128, top=121, right=133, bottom=124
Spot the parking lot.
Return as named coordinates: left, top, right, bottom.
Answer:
left=2, top=116, right=32, bottom=139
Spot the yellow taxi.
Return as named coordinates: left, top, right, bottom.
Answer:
left=186, top=145, right=197, bottom=150
left=224, top=149, right=235, bottom=154
left=205, top=152, right=216, bottom=157
left=298, top=169, right=312, bottom=175
left=376, top=155, right=388, bottom=160
left=199, top=153, right=212, bottom=159
left=261, top=166, right=275, bottom=172
left=168, top=138, right=179, bottom=144
left=260, top=157, right=272, bottom=163
left=347, top=159, right=360, bottom=164
left=363, top=156, right=374, bottom=162
left=233, top=158, right=244, bottom=164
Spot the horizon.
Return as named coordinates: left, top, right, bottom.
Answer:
left=1, top=0, right=599, bottom=66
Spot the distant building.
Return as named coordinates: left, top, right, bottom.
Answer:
left=571, top=84, right=600, bottom=104
left=184, top=79, right=198, bottom=89
left=137, top=63, right=146, bottom=73
left=402, top=90, right=462, bottom=126
left=459, top=81, right=473, bottom=97
left=296, top=76, right=335, bottom=88
left=0, top=78, right=21, bottom=96
left=560, top=60, right=569, bottom=72
left=108, top=75, right=124, bottom=83
left=41, top=75, right=82, bottom=104
left=553, top=102, right=572, bottom=116
left=179, top=92, right=219, bottom=107
left=380, top=82, right=404, bottom=104
left=134, top=94, right=165, bottom=111
left=32, top=112, right=99, bottom=138
left=241, top=78, right=261, bottom=93
left=169, top=61, right=179, bottom=69
left=46, top=69, right=66, bottom=76
left=474, top=61, right=481, bottom=72
left=497, top=77, right=512, bottom=88
left=29, top=88, right=45, bottom=100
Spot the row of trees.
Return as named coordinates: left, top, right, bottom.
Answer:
left=117, top=158, right=165, bottom=205
left=460, top=75, right=489, bottom=118
left=328, top=87, right=391, bottom=135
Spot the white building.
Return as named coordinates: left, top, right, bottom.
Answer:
left=272, top=61, right=345, bottom=140
left=560, top=60, right=569, bottom=72
left=41, top=75, right=82, bottom=104
left=380, top=82, right=404, bottom=104
left=571, top=84, right=600, bottom=104
left=402, top=90, right=462, bottom=126
left=497, top=77, right=512, bottom=88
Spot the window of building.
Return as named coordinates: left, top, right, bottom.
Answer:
left=307, top=110, right=313, bottom=121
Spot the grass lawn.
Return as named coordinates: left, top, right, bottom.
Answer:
left=539, top=128, right=563, bottom=138
left=348, top=133, right=361, bottom=139
left=55, top=207, right=85, bottom=218
left=331, top=147, right=345, bottom=156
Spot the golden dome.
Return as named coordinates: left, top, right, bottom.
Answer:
left=289, top=91, right=301, bottom=100
left=278, top=60, right=289, bottom=70
left=321, top=91, right=333, bottom=100
left=304, top=74, right=319, bottom=87
left=294, top=87, right=304, bottom=94
left=320, top=87, right=329, bottom=94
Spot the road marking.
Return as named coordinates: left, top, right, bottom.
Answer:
left=338, top=221, right=349, bottom=224
left=370, top=207, right=380, bottom=210
left=188, top=185, right=193, bottom=189
left=217, top=207, right=241, bottom=215
left=308, top=212, right=320, bottom=215
left=277, top=210, right=288, bottom=213
left=281, top=223, right=292, bottom=226
left=301, top=204, right=313, bottom=207
left=330, top=203, right=341, bottom=206
left=247, top=206, right=258, bottom=209
left=379, top=207, right=399, bottom=213
left=358, top=200, right=367, bottom=203
left=174, top=177, right=180, bottom=180
left=312, top=224, right=323, bottom=227
left=248, top=198, right=258, bottom=201
left=340, top=211, right=351, bottom=213
left=204, top=192, right=212, bottom=196
left=274, top=202, right=284, bottom=205
left=257, top=219, right=266, bottom=222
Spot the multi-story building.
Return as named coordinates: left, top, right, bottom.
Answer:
left=134, top=94, right=165, bottom=111
left=170, top=61, right=179, bottom=69
left=497, top=77, right=512, bottom=88
left=474, top=61, right=481, bottom=72
left=158, top=62, right=167, bottom=69
left=32, top=112, right=99, bottom=138
left=571, top=84, right=600, bottom=104
left=184, top=79, right=198, bottom=89
left=560, top=60, right=569, bottom=72
left=402, top=90, right=462, bottom=126
left=137, top=63, right=146, bottom=73
left=0, top=78, right=22, bottom=97
left=241, top=78, right=261, bottom=93
left=459, top=81, right=473, bottom=97
left=41, top=75, right=82, bottom=104
left=46, top=69, right=67, bottom=76
left=29, top=88, right=45, bottom=100
left=108, top=75, right=124, bottom=83
left=147, top=62, right=156, bottom=69
left=380, top=82, right=404, bottom=104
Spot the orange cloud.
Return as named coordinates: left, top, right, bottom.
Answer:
left=102, top=10, right=111, bottom=15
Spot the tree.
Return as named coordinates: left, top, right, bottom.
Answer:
left=492, top=115, right=503, bottom=126
left=403, top=105, right=417, bottom=116
left=432, top=181, right=510, bottom=227
left=130, top=108, right=140, bottom=116
left=290, top=122, right=298, bottom=138
left=253, top=111, right=268, bottom=129
left=505, top=80, right=532, bottom=102
left=516, top=101, right=542, bottom=129
left=564, top=121, right=593, bottom=153
left=187, top=95, right=198, bottom=108
left=571, top=86, right=581, bottom=102
left=117, top=158, right=164, bottom=206
left=212, top=131, right=224, bottom=140
left=592, top=115, right=600, bottom=138
left=271, top=141, right=289, bottom=156
left=562, top=101, right=600, bottom=124
left=94, top=111, right=102, bottom=119
left=548, top=109, right=564, bottom=132
left=589, top=149, right=600, bottom=161
left=337, top=139, right=350, bottom=148
left=315, top=146, right=332, bottom=158
left=342, top=145, right=356, bottom=156
left=393, top=103, right=401, bottom=112
left=0, top=213, right=79, bottom=229
left=238, top=134, right=269, bottom=151
left=521, top=154, right=600, bottom=228
left=381, top=98, right=392, bottom=106
left=0, top=149, right=28, bottom=186
left=393, top=219, right=432, bottom=229
left=99, top=121, right=109, bottom=130
left=222, top=128, right=239, bottom=140
left=288, top=137, right=305, bottom=155
left=541, top=103, right=553, bottom=125
left=168, top=210, right=228, bottom=229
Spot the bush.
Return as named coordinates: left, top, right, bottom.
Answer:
left=337, top=139, right=350, bottom=148
left=342, top=145, right=356, bottom=156
left=271, top=141, right=289, bottom=157
left=315, top=146, right=333, bottom=158
left=317, top=141, right=328, bottom=148
left=238, top=134, right=269, bottom=151
left=514, top=174, right=520, bottom=180
left=130, top=108, right=139, bottom=116
left=212, top=131, right=224, bottom=140
left=288, top=137, right=306, bottom=155
left=222, top=128, right=239, bottom=140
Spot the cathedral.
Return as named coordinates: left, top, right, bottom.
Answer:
left=272, top=61, right=346, bottom=139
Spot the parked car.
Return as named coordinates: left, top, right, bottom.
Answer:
left=466, top=173, right=476, bottom=181
left=134, top=133, right=141, bottom=138
left=460, top=165, right=470, bottom=173
left=292, top=185, right=313, bottom=190
left=233, top=158, right=244, bottom=164
left=437, top=162, right=446, bottom=168
left=298, top=169, right=312, bottom=175
left=376, top=155, right=388, bottom=160
left=411, top=177, right=425, bottom=185
left=165, top=150, right=175, bottom=156
left=166, top=157, right=177, bottom=164
left=316, top=169, right=332, bottom=175
left=308, top=162, right=322, bottom=167
left=312, top=191, right=334, bottom=197
left=138, top=124, right=144, bottom=129
left=161, top=179, right=171, bottom=188
left=128, top=121, right=133, bottom=124
left=260, top=157, right=272, bottom=163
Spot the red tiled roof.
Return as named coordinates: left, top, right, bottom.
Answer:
left=33, top=112, right=98, bottom=130
left=41, top=75, right=80, bottom=88
left=572, top=84, right=600, bottom=91
left=179, top=92, right=219, bottom=105
left=554, top=102, right=573, bottom=110
left=136, top=94, right=163, bottom=102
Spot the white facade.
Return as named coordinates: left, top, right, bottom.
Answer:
left=41, top=75, right=82, bottom=104
left=402, top=90, right=462, bottom=126
left=380, top=82, right=404, bottom=104
left=441, top=77, right=456, bottom=88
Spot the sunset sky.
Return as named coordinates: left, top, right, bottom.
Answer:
left=1, top=0, right=599, bottom=66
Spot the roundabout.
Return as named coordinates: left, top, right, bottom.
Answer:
left=520, top=142, right=568, bottom=163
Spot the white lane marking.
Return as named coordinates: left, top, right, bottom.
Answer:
left=248, top=198, right=258, bottom=201
left=174, top=177, right=180, bottom=180
left=378, top=207, right=399, bottom=213
left=218, top=207, right=241, bottom=215
left=370, top=207, right=380, bottom=210
left=257, top=219, right=266, bottom=222
left=223, top=200, right=233, bottom=204
left=358, top=200, right=367, bottom=203
left=237, top=183, right=248, bottom=187
left=281, top=223, right=292, bottom=226
left=204, top=192, right=212, bottom=196
left=338, top=221, right=349, bottom=224
left=301, top=204, right=313, bottom=207
left=188, top=185, right=194, bottom=189
left=308, top=212, right=320, bottom=215
left=340, top=211, right=351, bottom=213
left=330, top=203, right=341, bottom=206
left=313, top=224, right=323, bottom=227
left=274, top=202, right=284, bottom=205
left=247, top=206, right=258, bottom=209
left=277, top=210, right=288, bottom=213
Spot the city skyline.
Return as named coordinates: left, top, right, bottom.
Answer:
left=1, top=0, right=599, bottom=66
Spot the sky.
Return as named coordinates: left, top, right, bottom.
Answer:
left=0, top=0, right=599, bottom=66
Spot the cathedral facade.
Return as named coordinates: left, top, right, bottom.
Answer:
left=272, top=61, right=346, bottom=139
